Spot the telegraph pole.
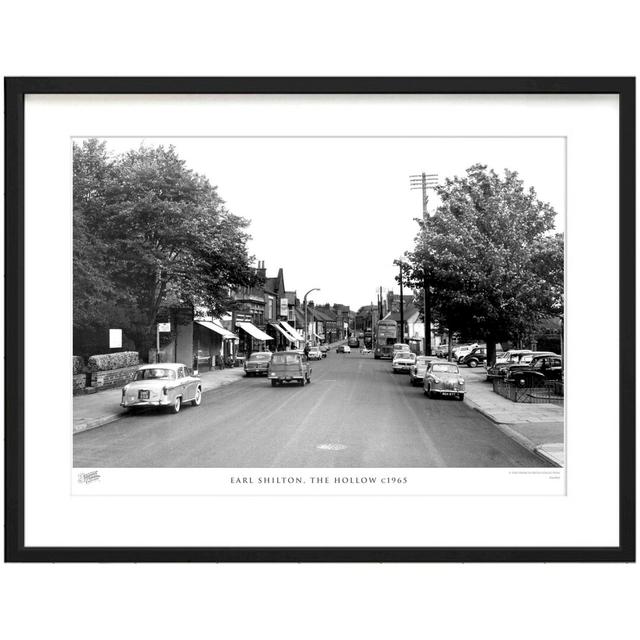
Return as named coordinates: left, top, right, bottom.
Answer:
left=410, top=172, right=438, bottom=355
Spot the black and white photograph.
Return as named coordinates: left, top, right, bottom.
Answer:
left=6, top=79, right=632, bottom=560
left=71, top=134, right=565, bottom=475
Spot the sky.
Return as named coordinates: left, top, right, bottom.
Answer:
left=83, top=136, right=565, bottom=311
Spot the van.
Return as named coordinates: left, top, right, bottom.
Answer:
left=267, top=351, right=312, bottom=387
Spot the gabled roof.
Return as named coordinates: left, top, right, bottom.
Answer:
left=264, top=268, right=285, bottom=295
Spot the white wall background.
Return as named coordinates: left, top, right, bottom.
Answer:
left=1, top=2, right=638, bottom=639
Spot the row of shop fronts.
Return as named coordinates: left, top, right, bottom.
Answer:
left=154, top=262, right=342, bottom=370
left=97, top=261, right=356, bottom=370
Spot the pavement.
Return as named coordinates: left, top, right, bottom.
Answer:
left=461, top=367, right=564, bottom=466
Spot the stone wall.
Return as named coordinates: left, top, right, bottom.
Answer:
left=90, top=365, right=139, bottom=390
left=73, top=373, right=87, bottom=392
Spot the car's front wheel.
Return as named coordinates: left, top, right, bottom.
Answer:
left=468, top=359, right=478, bottom=368
left=191, top=387, right=202, bottom=406
left=169, top=396, right=181, bottom=414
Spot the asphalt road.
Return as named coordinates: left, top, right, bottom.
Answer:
left=73, top=351, right=551, bottom=468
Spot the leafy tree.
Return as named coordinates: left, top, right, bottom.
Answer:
left=73, top=140, right=257, bottom=356
left=404, top=164, right=564, bottom=365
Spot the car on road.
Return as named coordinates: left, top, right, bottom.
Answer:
left=243, top=351, right=272, bottom=376
left=336, top=344, right=351, bottom=354
left=268, top=351, right=312, bottom=386
left=506, top=353, right=563, bottom=387
left=409, top=355, right=438, bottom=386
left=348, top=337, right=360, bottom=348
left=319, top=345, right=329, bottom=357
left=360, top=346, right=372, bottom=354
left=423, top=361, right=465, bottom=400
left=307, top=346, right=323, bottom=361
left=486, top=350, right=533, bottom=380
left=121, top=363, right=202, bottom=414
left=392, top=350, right=417, bottom=373
left=461, top=346, right=487, bottom=368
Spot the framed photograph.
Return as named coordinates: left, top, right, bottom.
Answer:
left=5, top=77, right=635, bottom=562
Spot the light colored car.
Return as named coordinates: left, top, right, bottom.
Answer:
left=268, top=351, right=312, bottom=386
left=423, top=361, right=465, bottom=400
left=360, top=346, right=372, bottom=354
left=409, top=355, right=438, bottom=386
left=452, top=343, right=481, bottom=363
left=392, top=350, right=417, bottom=373
left=244, top=351, right=272, bottom=376
left=392, top=343, right=411, bottom=355
left=337, top=344, right=351, bottom=354
left=121, top=363, right=202, bottom=414
left=307, top=346, right=322, bottom=361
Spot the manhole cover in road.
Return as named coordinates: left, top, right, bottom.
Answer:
left=317, top=443, right=347, bottom=451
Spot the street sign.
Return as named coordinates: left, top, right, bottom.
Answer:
left=158, top=322, right=171, bottom=332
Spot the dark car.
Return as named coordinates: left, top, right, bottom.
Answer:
left=461, top=347, right=487, bottom=368
left=348, top=337, right=360, bottom=348
left=486, top=350, right=534, bottom=380
left=505, top=353, right=563, bottom=387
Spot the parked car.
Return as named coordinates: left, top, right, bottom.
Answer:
left=121, top=363, right=202, bottom=414
left=243, top=351, right=272, bottom=376
left=461, top=347, right=487, bottom=368
left=506, top=353, right=563, bottom=387
left=423, top=361, right=465, bottom=400
left=452, top=343, right=481, bottom=363
left=319, top=345, right=330, bottom=357
left=434, top=344, right=450, bottom=358
left=307, top=346, right=322, bottom=361
left=409, top=355, right=439, bottom=386
left=348, top=337, right=360, bottom=348
left=392, top=351, right=417, bottom=373
left=392, top=343, right=411, bottom=355
left=486, top=350, right=533, bottom=380
left=268, top=351, right=312, bottom=386
left=336, top=344, right=351, bottom=354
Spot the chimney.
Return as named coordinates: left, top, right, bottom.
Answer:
left=256, top=260, right=266, bottom=281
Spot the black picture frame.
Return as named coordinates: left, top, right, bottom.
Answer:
left=4, top=77, right=635, bottom=563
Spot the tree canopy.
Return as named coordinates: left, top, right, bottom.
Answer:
left=73, top=139, right=257, bottom=354
left=404, top=164, right=564, bottom=361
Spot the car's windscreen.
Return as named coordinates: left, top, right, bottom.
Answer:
left=431, top=364, right=459, bottom=374
left=271, top=354, right=300, bottom=364
left=135, top=368, right=176, bottom=381
left=249, top=354, right=271, bottom=361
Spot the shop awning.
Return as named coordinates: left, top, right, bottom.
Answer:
left=280, top=321, right=304, bottom=342
left=236, top=322, right=273, bottom=341
left=270, top=323, right=296, bottom=343
left=195, top=320, right=237, bottom=339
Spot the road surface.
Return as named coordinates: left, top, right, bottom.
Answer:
left=73, top=351, right=551, bottom=467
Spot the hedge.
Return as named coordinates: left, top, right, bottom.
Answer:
left=87, top=351, right=140, bottom=372
left=72, top=356, right=84, bottom=375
